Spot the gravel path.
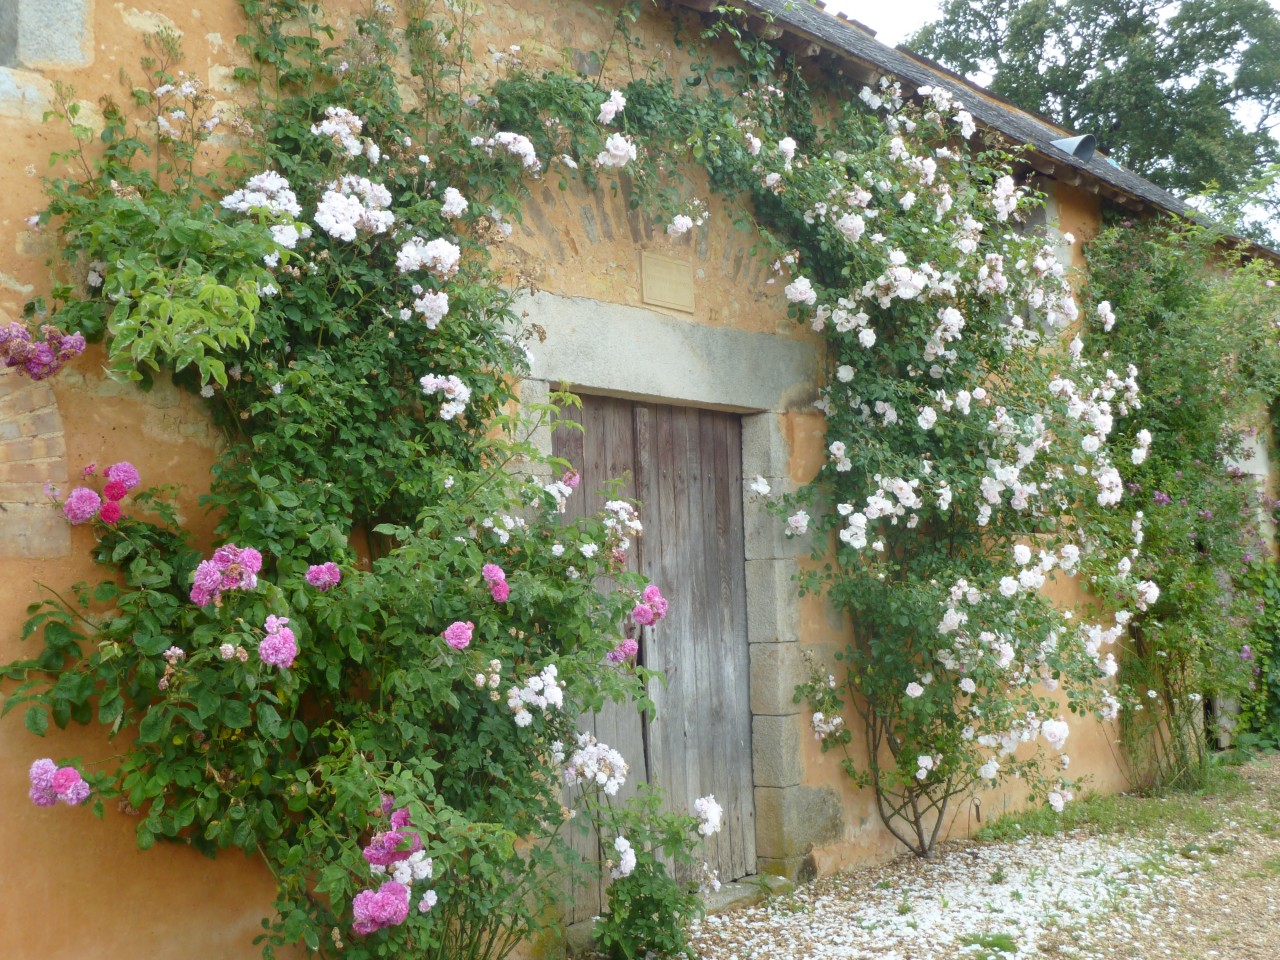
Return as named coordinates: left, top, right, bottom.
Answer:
left=688, top=755, right=1280, bottom=960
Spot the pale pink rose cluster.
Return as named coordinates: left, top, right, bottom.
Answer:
left=562, top=731, right=628, bottom=795
left=666, top=200, right=708, bottom=237
left=610, top=835, right=636, bottom=879
left=313, top=175, right=394, bottom=242
left=506, top=662, right=564, bottom=727
left=784, top=276, right=817, bottom=305
left=542, top=469, right=580, bottom=513
left=419, top=372, right=471, bottom=420
left=471, top=131, right=540, bottom=170
left=693, top=794, right=723, bottom=836
left=191, top=543, right=263, bottom=607
left=407, top=286, right=449, bottom=329
left=786, top=509, right=810, bottom=536
left=1131, top=428, right=1152, bottom=465
left=439, top=186, right=468, bottom=219
left=603, top=499, right=643, bottom=558
left=396, top=237, right=461, bottom=277
left=597, top=90, right=626, bottom=124
left=310, top=106, right=380, bottom=159
left=597, top=132, right=637, bottom=169
left=221, top=170, right=301, bottom=219
left=811, top=710, right=844, bottom=740
left=1096, top=299, right=1116, bottom=332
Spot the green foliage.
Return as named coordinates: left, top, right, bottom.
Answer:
left=977, top=758, right=1249, bottom=841
left=957, top=931, right=1019, bottom=959
left=1241, top=561, right=1280, bottom=748
left=36, top=66, right=274, bottom=389
left=910, top=0, right=1280, bottom=204
left=1080, top=217, right=1280, bottom=789
left=589, top=790, right=706, bottom=960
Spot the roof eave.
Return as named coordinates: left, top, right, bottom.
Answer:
left=665, top=0, right=1280, bottom=264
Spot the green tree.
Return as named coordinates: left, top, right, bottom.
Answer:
left=909, top=0, right=1280, bottom=200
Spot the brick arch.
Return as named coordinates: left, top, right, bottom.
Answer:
left=0, top=367, right=69, bottom=558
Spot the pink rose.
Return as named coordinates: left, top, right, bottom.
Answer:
left=443, top=620, right=474, bottom=650
left=641, top=584, right=669, bottom=620
left=51, top=767, right=81, bottom=794
left=305, top=562, right=342, bottom=590
left=606, top=638, right=640, bottom=663
left=352, top=881, right=410, bottom=935
left=104, top=461, right=141, bottom=491
left=62, top=487, right=101, bottom=525
left=258, top=626, right=298, bottom=669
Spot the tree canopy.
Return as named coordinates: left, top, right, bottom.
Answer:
left=909, top=0, right=1280, bottom=201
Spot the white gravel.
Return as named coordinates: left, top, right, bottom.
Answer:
left=688, top=834, right=1199, bottom=960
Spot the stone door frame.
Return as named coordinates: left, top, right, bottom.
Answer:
left=516, top=290, right=833, bottom=879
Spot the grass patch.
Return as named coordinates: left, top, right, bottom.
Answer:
left=958, top=931, right=1019, bottom=957
left=772, top=893, right=809, bottom=915
left=977, top=760, right=1251, bottom=843
left=1242, top=855, right=1280, bottom=879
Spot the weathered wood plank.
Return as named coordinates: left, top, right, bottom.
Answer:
left=598, top=395, right=647, bottom=797
left=667, top=406, right=707, bottom=885
left=550, top=400, right=603, bottom=922
left=720, top=412, right=754, bottom=878
left=631, top=402, right=659, bottom=790
left=554, top=402, right=585, bottom=492
left=632, top=403, right=658, bottom=610
left=727, top=414, right=756, bottom=875
left=692, top=409, right=726, bottom=877
left=647, top=402, right=691, bottom=858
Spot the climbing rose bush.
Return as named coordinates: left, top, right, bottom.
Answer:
left=1079, top=218, right=1280, bottom=787
left=2, top=6, right=722, bottom=959
left=488, top=28, right=1161, bottom=854
left=723, top=78, right=1149, bottom=855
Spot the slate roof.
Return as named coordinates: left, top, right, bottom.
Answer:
left=670, top=0, right=1278, bottom=259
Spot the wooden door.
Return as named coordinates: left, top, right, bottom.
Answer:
left=553, top=395, right=755, bottom=923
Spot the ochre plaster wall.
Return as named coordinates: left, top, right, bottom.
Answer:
left=1, top=2, right=281, bottom=956
left=1, top=2, right=1132, bottom=956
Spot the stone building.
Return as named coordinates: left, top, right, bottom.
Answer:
left=0, top=1, right=1270, bottom=957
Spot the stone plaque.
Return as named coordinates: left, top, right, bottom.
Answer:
left=640, top=250, right=695, bottom=313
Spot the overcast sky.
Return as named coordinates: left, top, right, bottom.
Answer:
left=822, top=0, right=943, bottom=48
